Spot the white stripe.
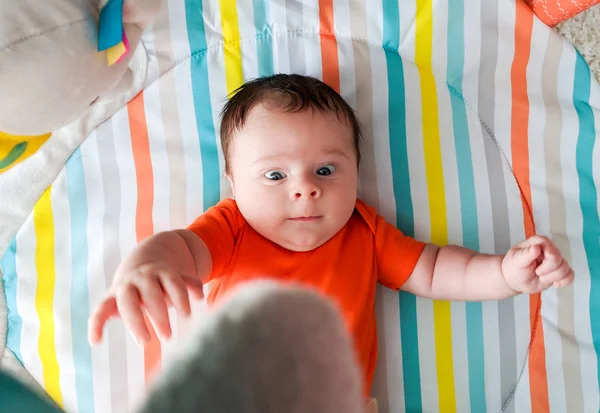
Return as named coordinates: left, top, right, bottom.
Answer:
left=365, top=0, right=382, bottom=48
left=174, top=61, right=205, bottom=223
left=461, top=0, right=481, bottom=110
left=141, top=24, right=161, bottom=88
left=144, top=79, right=172, bottom=233
left=431, top=0, right=448, bottom=79
left=51, top=170, right=77, bottom=412
left=397, top=0, right=415, bottom=62
left=304, top=32, right=323, bottom=83
left=378, top=287, right=404, bottom=413
left=202, top=0, right=224, bottom=48
left=541, top=288, right=567, bottom=412
left=416, top=298, right=439, bottom=412
left=450, top=302, right=471, bottom=413
left=15, top=217, right=42, bottom=386
left=503, top=161, right=525, bottom=247
left=513, top=349, right=532, bottom=413
left=482, top=301, right=502, bottom=412
left=270, top=0, right=291, bottom=73
left=558, top=44, right=599, bottom=412
left=241, top=29, right=259, bottom=80
left=300, top=1, right=322, bottom=78
left=83, top=132, right=113, bottom=413
left=494, top=0, right=516, bottom=157
left=287, top=28, right=308, bottom=74
left=512, top=293, right=531, bottom=413
left=167, top=0, right=193, bottom=63
left=236, top=0, right=256, bottom=40
left=333, top=0, right=357, bottom=109
left=238, top=0, right=259, bottom=80
left=112, top=104, right=145, bottom=412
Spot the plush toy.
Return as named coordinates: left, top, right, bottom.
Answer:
left=0, top=0, right=164, bottom=172
left=0, top=281, right=366, bottom=413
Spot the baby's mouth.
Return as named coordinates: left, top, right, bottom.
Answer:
left=288, top=216, right=323, bottom=222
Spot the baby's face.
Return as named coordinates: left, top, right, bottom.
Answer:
left=227, top=104, right=358, bottom=252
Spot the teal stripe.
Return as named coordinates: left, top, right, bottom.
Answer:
left=447, top=0, right=486, bottom=411
left=186, top=0, right=221, bottom=209
left=383, top=0, right=422, bottom=409
left=66, top=149, right=95, bottom=413
left=572, top=54, right=600, bottom=390
left=1, top=238, right=23, bottom=364
left=253, top=0, right=274, bottom=77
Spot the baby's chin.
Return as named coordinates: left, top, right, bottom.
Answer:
left=272, top=233, right=333, bottom=252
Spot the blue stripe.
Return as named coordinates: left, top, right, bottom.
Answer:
left=66, top=149, right=95, bottom=413
left=186, top=0, right=221, bottom=209
left=572, top=53, right=600, bottom=391
left=383, top=0, right=422, bottom=409
left=253, top=0, right=274, bottom=77
left=447, top=0, right=486, bottom=410
left=1, top=238, right=23, bottom=364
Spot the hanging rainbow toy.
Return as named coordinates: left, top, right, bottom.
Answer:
left=98, top=0, right=130, bottom=65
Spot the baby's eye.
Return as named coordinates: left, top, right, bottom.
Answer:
left=316, top=165, right=336, bottom=176
left=265, top=170, right=287, bottom=181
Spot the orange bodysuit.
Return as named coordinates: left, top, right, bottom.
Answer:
left=188, top=198, right=426, bottom=394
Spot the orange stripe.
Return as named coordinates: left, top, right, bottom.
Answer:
left=128, top=92, right=162, bottom=383
left=318, top=0, right=340, bottom=93
left=511, top=3, right=549, bottom=412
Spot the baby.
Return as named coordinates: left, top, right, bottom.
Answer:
left=88, top=74, right=573, bottom=396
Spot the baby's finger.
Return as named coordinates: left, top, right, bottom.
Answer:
left=137, top=279, right=172, bottom=340
left=535, top=244, right=563, bottom=276
left=159, top=274, right=191, bottom=317
left=182, top=275, right=205, bottom=300
left=554, top=270, right=575, bottom=288
left=539, top=260, right=571, bottom=284
left=511, top=244, right=542, bottom=269
left=88, top=296, right=118, bottom=344
left=516, top=235, right=550, bottom=249
left=117, top=285, right=150, bottom=345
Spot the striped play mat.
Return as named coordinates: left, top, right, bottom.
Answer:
left=1, top=0, right=599, bottom=412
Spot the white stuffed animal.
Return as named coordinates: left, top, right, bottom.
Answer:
left=0, top=282, right=366, bottom=413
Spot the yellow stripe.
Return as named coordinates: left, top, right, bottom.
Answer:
left=220, top=0, right=244, bottom=95
left=34, top=188, right=63, bottom=406
left=415, top=0, right=456, bottom=411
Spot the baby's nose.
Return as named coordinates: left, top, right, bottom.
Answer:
left=291, top=180, right=321, bottom=200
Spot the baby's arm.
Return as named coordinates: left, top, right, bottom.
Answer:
left=402, top=235, right=573, bottom=301
left=88, top=230, right=210, bottom=345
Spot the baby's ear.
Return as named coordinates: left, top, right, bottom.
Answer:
left=226, top=173, right=235, bottom=196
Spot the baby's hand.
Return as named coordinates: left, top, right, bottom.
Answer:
left=501, top=235, right=574, bottom=294
left=88, top=263, right=204, bottom=346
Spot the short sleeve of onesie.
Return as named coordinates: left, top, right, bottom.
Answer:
left=186, top=198, right=243, bottom=281
left=355, top=200, right=426, bottom=290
